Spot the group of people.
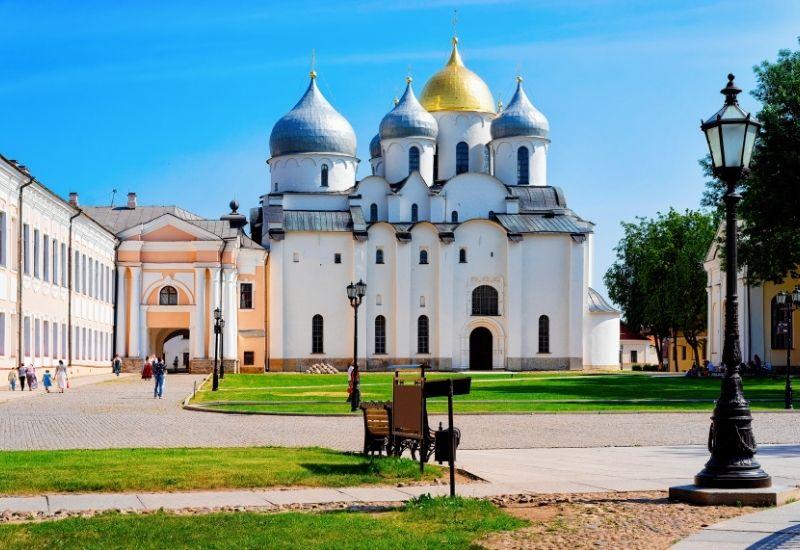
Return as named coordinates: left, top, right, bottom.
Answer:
left=684, top=355, right=772, bottom=378
left=138, top=355, right=168, bottom=399
left=7, top=361, right=69, bottom=393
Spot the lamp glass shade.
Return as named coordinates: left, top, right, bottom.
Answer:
left=777, top=292, right=788, bottom=305
left=213, top=307, right=221, bottom=320
left=346, top=282, right=357, bottom=300
left=702, top=104, right=760, bottom=170
left=355, top=279, right=367, bottom=298
left=792, top=286, right=800, bottom=305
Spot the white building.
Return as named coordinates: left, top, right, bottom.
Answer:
left=253, top=38, right=620, bottom=371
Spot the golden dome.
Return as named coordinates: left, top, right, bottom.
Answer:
left=420, top=38, right=495, bottom=114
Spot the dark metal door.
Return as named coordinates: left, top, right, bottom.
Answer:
left=469, top=327, right=493, bottom=370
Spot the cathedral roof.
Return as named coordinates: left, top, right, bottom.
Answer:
left=379, top=79, right=438, bottom=140
left=269, top=73, right=357, bottom=157
left=369, top=134, right=382, bottom=159
left=588, top=287, right=619, bottom=314
left=420, top=38, right=495, bottom=114
left=491, top=77, right=549, bottom=140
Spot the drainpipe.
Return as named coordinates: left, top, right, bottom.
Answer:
left=67, top=210, right=82, bottom=367
left=16, top=177, right=33, bottom=366
left=219, top=239, right=229, bottom=369
left=264, top=252, right=269, bottom=373
left=111, top=239, right=121, bottom=357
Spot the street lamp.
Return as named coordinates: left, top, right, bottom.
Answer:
left=219, top=318, right=226, bottom=379
left=695, top=74, right=770, bottom=488
left=776, top=286, right=800, bottom=409
left=212, top=307, right=222, bottom=391
left=346, top=279, right=367, bottom=411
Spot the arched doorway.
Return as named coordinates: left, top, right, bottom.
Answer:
left=162, top=329, right=190, bottom=373
left=469, top=327, right=493, bottom=370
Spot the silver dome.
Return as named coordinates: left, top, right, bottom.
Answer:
left=369, top=134, right=382, bottom=159
left=269, top=74, right=357, bottom=157
left=491, top=78, right=549, bottom=140
left=379, top=80, right=438, bottom=140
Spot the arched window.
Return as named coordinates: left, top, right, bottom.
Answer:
left=370, top=203, right=378, bottom=223
left=419, top=250, right=428, bottom=265
left=417, top=315, right=429, bottom=354
left=312, top=315, right=324, bottom=353
left=456, top=142, right=469, bottom=174
left=320, top=164, right=329, bottom=187
left=374, top=315, right=386, bottom=354
left=409, top=146, right=420, bottom=173
left=517, top=147, right=529, bottom=185
left=411, top=203, right=419, bottom=222
left=538, top=315, right=550, bottom=353
left=483, top=145, right=491, bottom=173
left=471, top=285, right=499, bottom=316
left=159, top=286, right=178, bottom=306
left=771, top=296, right=789, bottom=349
left=375, top=249, right=384, bottom=264
left=451, top=211, right=459, bottom=223
left=459, top=248, right=467, bottom=263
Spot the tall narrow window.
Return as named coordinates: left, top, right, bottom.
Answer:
left=417, top=315, right=429, bottom=354
left=53, top=322, right=58, bottom=359
left=22, top=224, right=29, bottom=275
left=61, top=243, right=66, bottom=287
left=52, top=239, right=58, bottom=285
left=456, top=142, right=469, bottom=174
left=419, top=249, right=428, bottom=265
left=43, top=320, right=49, bottom=357
left=517, top=146, right=530, bottom=185
left=74, top=251, right=80, bottom=293
left=320, top=164, right=329, bottom=187
left=240, top=282, right=253, bottom=309
left=0, top=211, right=6, bottom=266
left=81, top=253, right=87, bottom=294
left=33, top=229, right=40, bottom=279
left=771, top=296, right=789, bottom=349
left=451, top=211, right=459, bottom=223
left=34, top=319, right=40, bottom=357
left=374, top=315, right=386, bottom=354
left=375, top=248, right=384, bottom=264
left=62, top=324, right=67, bottom=359
left=411, top=203, right=419, bottom=222
left=538, top=315, right=550, bottom=353
left=0, top=312, right=5, bottom=356
left=471, top=285, right=499, bottom=316
left=370, top=203, right=378, bottom=223
left=88, top=258, right=93, bottom=297
left=159, top=286, right=178, bottom=305
left=483, top=145, right=491, bottom=173
left=459, top=248, right=467, bottom=263
left=408, top=146, right=420, bottom=172
left=312, top=314, right=324, bottom=353
left=43, top=235, right=49, bottom=282
left=23, top=316, right=30, bottom=357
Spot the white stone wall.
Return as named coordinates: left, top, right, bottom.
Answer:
left=432, top=112, right=493, bottom=180
left=268, top=153, right=358, bottom=193
left=381, top=137, right=435, bottom=185
left=491, top=137, right=548, bottom=187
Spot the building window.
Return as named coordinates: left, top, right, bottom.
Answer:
left=370, top=203, right=378, bottom=223
left=61, top=243, right=66, bottom=287
left=419, top=249, right=428, bottom=265
left=771, top=296, right=789, bottom=349
left=334, top=253, right=342, bottom=264
left=43, top=235, right=49, bottom=282
left=243, top=351, right=255, bottom=365
left=630, top=350, right=637, bottom=364
left=292, top=252, right=300, bottom=263
left=538, top=315, right=550, bottom=353
left=159, top=286, right=178, bottom=306
left=52, top=322, right=58, bottom=359
left=0, top=312, right=5, bottom=356
left=52, top=239, right=58, bottom=285
left=81, top=253, right=86, bottom=294
left=23, top=316, right=30, bottom=357
left=451, top=211, right=459, bottom=223
left=374, top=315, right=386, bottom=354
left=22, top=224, right=29, bottom=275
left=312, top=314, right=324, bottom=353
left=456, top=142, right=469, bottom=174
left=320, top=164, right=329, bottom=187
left=517, top=146, right=530, bottom=185
left=43, top=320, right=49, bottom=357
left=375, top=248, right=384, bottom=264
left=471, top=285, right=499, bottom=316
left=459, top=248, right=467, bottom=263
left=411, top=203, right=419, bottom=222
left=409, top=146, right=420, bottom=173
left=62, top=324, right=67, bottom=359
left=376, top=294, right=382, bottom=306
left=483, top=145, right=491, bottom=173
left=417, top=315, right=429, bottom=354
left=0, top=211, right=6, bottom=267
left=240, top=282, right=253, bottom=309
left=420, top=295, right=426, bottom=307
left=33, top=229, right=40, bottom=278
left=34, top=319, right=40, bottom=357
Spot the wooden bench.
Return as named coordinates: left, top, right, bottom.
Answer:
left=359, top=401, right=393, bottom=456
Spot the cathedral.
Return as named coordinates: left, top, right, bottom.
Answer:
left=251, top=38, right=620, bottom=371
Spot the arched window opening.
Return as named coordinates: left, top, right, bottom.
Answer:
left=471, top=285, right=499, bottom=316
left=408, top=146, right=420, bottom=173
left=538, top=315, right=550, bottom=353
left=417, top=315, right=429, bottom=354
left=451, top=211, right=459, bottom=223
left=374, top=315, right=386, bottom=354
left=517, top=147, right=529, bottom=185
left=459, top=248, right=467, bottom=263
left=772, top=296, right=789, bottom=349
left=159, top=286, right=178, bottom=306
left=419, top=250, right=428, bottom=265
left=375, top=249, right=384, bottom=264
left=320, top=164, right=329, bottom=187
left=370, top=203, right=378, bottom=223
left=411, top=203, right=419, bottom=222
left=456, top=142, right=469, bottom=174
left=312, top=315, right=324, bottom=353
left=483, top=145, right=491, bottom=173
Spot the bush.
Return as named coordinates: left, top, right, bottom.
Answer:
left=632, top=364, right=642, bottom=371
left=642, top=364, right=659, bottom=372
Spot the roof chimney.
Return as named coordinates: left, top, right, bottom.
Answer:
left=221, top=199, right=247, bottom=230
left=127, top=192, right=137, bottom=209
left=69, top=192, right=79, bottom=207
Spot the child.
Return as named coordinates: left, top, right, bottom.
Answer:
left=42, top=370, right=53, bottom=393
left=7, top=369, right=17, bottom=391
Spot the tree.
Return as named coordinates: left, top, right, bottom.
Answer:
left=702, top=40, right=800, bottom=283
left=605, top=209, right=716, bottom=369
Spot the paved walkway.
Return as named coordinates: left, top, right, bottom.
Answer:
left=2, top=374, right=800, bottom=450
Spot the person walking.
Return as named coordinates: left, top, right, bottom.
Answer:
left=7, top=369, right=17, bottom=391
left=152, top=358, right=166, bottom=399
left=42, top=370, right=53, bottom=393
left=112, top=354, right=122, bottom=377
left=141, top=356, right=153, bottom=380
left=17, top=365, right=26, bottom=391
left=55, top=360, right=68, bottom=393
left=26, top=364, right=36, bottom=391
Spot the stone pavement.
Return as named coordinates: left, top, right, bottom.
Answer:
left=0, top=373, right=128, bottom=404
left=2, top=374, right=800, bottom=450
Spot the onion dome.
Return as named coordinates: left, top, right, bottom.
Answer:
left=369, top=134, right=382, bottom=159
left=379, top=78, right=438, bottom=140
left=269, top=72, right=357, bottom=157
left=420, top=37, right=495, bottom=114
left=491, top=77, right=549, bottom=140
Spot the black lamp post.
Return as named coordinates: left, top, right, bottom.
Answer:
left=219, top=318, right=226, bottom=379
left=346, top=279, right=367, bottom=411
left=212, top=307, right=221, bottom=391
left=694, top=74, right=770, bottom=488
left=776, top=286, right=800, bottom=409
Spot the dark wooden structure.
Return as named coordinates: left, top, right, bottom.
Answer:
left=359, top=401, right=393, bottom=456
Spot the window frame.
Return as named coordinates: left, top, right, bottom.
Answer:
left=239, top=282, right=253, bottom=309
left=320, top=164, right=329, bottom=187
left=417, top=315, right=429, bottom=354
left=159, top=285, right=179, bottom=306
left=311, top=314, right=324, bottom=354
left=471, top=285, right=499, bottom=316
left=538, top=315, right=550, bottom=353
left=517, top=146, right=530, bottom=185
left=374, top=315, right=387, bottom=355
left=456, top=141, right=469, bottom=174
left=408, top=146, right=420, bottom=173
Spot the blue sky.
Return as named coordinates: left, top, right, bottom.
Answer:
left=2, top=0, right=798, bottom=299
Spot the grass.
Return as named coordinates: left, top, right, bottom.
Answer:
left=0, top=447, right=440, bottom=496
left=0, top=496, right=525, bottom=549
left=189, top=371, right=795, bottom=414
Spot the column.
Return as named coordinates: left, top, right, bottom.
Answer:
left=128, top=265, right=141, bottom=357
left=568, top=238, right=586, bottom=369
left=268, top=242, right=283, bottom=369
left=222, top=268, right=237, bottom=360
left=437, top=242, right=453, bottom=365
left=506, top=241, right=523, bottom=368
left=353, top=240, right=367, bottom=364
left=394, top=242, right=411, bottom=361
left=193, top=267, right=206, bottom=358
left=208, top=267, right=221, bottom=358
left=115, top=267, right=127, bottom=355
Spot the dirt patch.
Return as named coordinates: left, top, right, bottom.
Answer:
left=479, top=491, right=756, bottom=550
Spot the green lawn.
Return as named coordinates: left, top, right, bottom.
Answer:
left=0, top=447, right=439, bottom=496
left=0, top=497, right=525, bottom=550
left=189, top=371, right=794, bottom=414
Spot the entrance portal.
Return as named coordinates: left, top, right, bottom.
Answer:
left=161, top=329, right=190, bottom=373
left=469, top=327, right=493, bottom=370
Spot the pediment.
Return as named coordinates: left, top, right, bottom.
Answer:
left=118, top=213, right=220, bottom=242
